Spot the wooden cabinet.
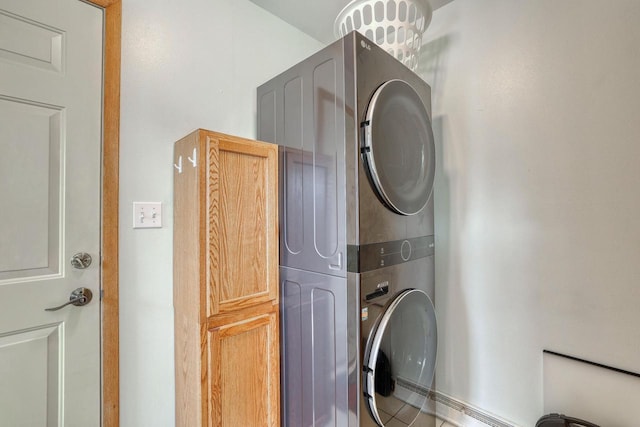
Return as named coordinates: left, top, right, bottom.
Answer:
left=173, top=129, right=279, bottom=427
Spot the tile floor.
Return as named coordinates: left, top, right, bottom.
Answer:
left=372, top=392, right=514, bottom=427
left=373, top=394, right=456, bottom=427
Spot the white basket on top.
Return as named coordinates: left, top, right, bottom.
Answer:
left=334, top=0, right=432, bottom=72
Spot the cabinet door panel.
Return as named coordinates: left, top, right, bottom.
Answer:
left=209, top=309, right=279, bottom=427
left=207, top=135, right=278, bottom=315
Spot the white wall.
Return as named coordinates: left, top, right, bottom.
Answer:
left=423, top=1, right=640, bottom=425
left=118, top=2, right=323, bottom=425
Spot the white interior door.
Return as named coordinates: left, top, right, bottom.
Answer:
left=0, top=0, right=103, bottom=425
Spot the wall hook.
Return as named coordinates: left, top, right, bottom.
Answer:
left=188, top=148, right=197, bottom=167
left=174, top=156, right=183, bottom=174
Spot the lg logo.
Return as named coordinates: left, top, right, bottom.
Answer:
left=360, top=39, right=371, bottom=50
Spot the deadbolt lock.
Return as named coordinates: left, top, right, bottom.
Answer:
left=71, top=252, right=92, bottom=269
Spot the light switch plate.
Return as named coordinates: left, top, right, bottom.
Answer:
left=133, top=202, right=162, bottom=228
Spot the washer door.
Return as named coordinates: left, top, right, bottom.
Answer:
left=363, top=289, right=437, bottom=426
left=362, top=79, right=436, bottom=215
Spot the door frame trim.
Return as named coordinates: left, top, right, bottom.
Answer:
left=86, top=0, right=121, bottom=426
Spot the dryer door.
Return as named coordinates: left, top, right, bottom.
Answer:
left=363, top=289, right=437, bottom=426
left=362, top=79, right=436, bottom=216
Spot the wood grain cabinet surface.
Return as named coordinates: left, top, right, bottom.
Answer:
left=173, top=129, right=279, bottom=427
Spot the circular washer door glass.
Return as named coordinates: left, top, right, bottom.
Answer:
left=362, top=79, right=436, bottom=215
left=363, top=289, right=437, bottom=426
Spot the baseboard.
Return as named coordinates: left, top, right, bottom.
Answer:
left=387, top=379, right=517, bottom=427
left=427, top=391, right=517, bottom=427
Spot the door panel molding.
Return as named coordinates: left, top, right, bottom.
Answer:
left=85, top=1, right=121, bottom=426
left=0, top=95, right=64, bottom=281
left=0, top=323, right=63, bottom=425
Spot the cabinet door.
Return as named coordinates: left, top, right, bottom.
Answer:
left=208, top=308, right=279, bottom=427
left=206, top=133, right=278, bottom=316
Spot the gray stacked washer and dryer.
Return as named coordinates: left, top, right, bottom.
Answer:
left=257, top=31, right=437, bottom=427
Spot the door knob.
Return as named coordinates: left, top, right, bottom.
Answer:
left=45, top=287, right=93, bottom=311
left=70, top=252, right=92, bottom=269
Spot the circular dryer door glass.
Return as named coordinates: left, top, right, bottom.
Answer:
left=362, top=79, right=436, bottom=216
left=363, top=289, right=437, bottom=427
